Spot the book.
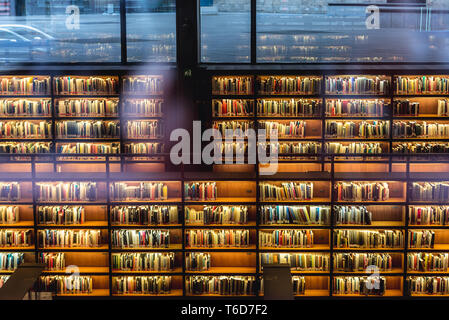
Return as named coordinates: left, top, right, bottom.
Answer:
left=57, top=142, right=120, bottom=154
left=259, top=205, right=330, bottom=225
left=259, top=182, right=313, bottom=201
left=408, top=230, right=435, bottom=248
left=40, top=275, right=92, bottom=294
left=334, top=206, right=373, bottom=225
left=333, top=276, right=386, bottom=296
left=111, top=229, right=170, bottom=248
left=113, top=276, right=171, bottom=294
left=396, top=76, right=449, bottom=94
left=0, top=230, right=31, bottom=247
left=124, top=99, right=163, bottom=116
left=408, top=253, right=449, bottom=272
left=259, top=121, right=306, bottom=138
left=185, top=205, right=248, bottom=225
left=257, top=76, right=321, bottom=95
left=407, top=276, right=449, bottom=295
left=412, top=182, right=449, bottom=202
left=110, top=182, right=168, bottom=201
left=0, top=252, right=24, bottom=270
left=39, top=252, right=65, bottom=270
left=186, top=229, right=249, bottom=248
left=186, top=276, right=255, bottom=295
left=333, top=253, right=392, bottom=271
left=333, top=229, right=403, bottom=248
left=326, top=76, right=389, bottom=94
left=38, top=206, right=85, bottom=225
left=393, top=121, right=449, bottom=138
left=325, top=120, right=389, bottom=138
left=212, top=77, right=253, bottom=95
left=123, top=76, right=163, bottom=94
left=54, top=76, right=118, bottom=95
left=124, top=142, right=164, bottom=155
left=325, top=142, right=383, bottom=154
left=393, top=100, right=420, bottom=116
left=258, top=142, right=321, bottom=157
left=0, top=99, right=51, bottom=116
left=0, top=276, right=9, bottom=288
left=111, top=205, right=178, bottom=225
left=393, top=142, right=449, bottom=153
left=37, top=182, right=97, bottom=202
left=335, top=182, right=390, bottom=201
left=257, top=99, right=321, bottom=116
left=56, top=120, right=120, bottom=138
left=260, top=253, right=329, bottom=271
left=185, top=252, right=211, bottom=271
left=38, top=229, right=101, bottom=248
left=126, top=120, right=164, bottom=139
left=0, top=142, right=51, bottom=154
left=259, top=229, right=314, bottom=248
left=0, top=183, right=20, bottom=201
left=112, top=252, right=175, bottom=271
left=0, top=206, right=19, bottom=224
left=213, top=99, right=254, bottom=117
left=213, top=121, right=253, bottom=137
left=0, top=76, right=50, bottom=95
left=326, top=99, right=386, bottom=116
left=409, top=206, right=449, bottom=225
left=56, top=98, right=118, bottom=117
left=184, top=182, right=217, bottom=201
left=0, top=120, right=52, bottom=138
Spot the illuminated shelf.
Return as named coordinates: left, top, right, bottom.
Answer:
left=333, top=289, right=402, bottom=297
left=296, top=289, right=330, bottom=297
left=112, top=268, right=183, bottom=274
left=56, top=289, right=110, bottom=297
left=259, top=244, right=330, bottom=251
left=186, top=267, right=255, bottom=274
left=112, top=289, right=182, bottom=297
left=37, top=221, right=108, bottom=228
left=43, top=267, right=109, bottom=274
left=39, top=244, right=109, bottom=251
left=112, top=244, right=183, bottom=251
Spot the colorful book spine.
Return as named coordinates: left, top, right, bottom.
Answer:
left=259, top=205, right=330, bottom=225
left=126, top=120, right=164, bottom=139
left=213, top=99, right=254, bottom=117
left=38, top=206, right=85, bottom=225
left=259, top=229, right=314, bottom=248
left=212, top=77, right=253, bottom=95
left=40, top=275, right=93, bottom=294
left=186, top=229, right=249, bottom=248
left=184, top=182, right=217, bottom=201
left=0, top=206, right=19, bottom=224
left=38, top=229, right=101, bottom=248
left=185, top=206, right=248, bottom=225
left=259, top=182, right=314, bottom=201
left=333, top=253, right=392, bottom=271
left=0, top=121, right=52, bottom=138
left=257, top=77, right=321, bottom=95
left=112, top=253, right=175, bottom=271
left=257, top=99, right=321, bottom=116
left=407, top=276, right=449, bottom=295
left=56, top=99, right=118, bottom=117
left=124, top=99, right=163, bottom=116
left=37, top=182, right=97, bottom=202
left=111, top=205, right=178, bottom=225
left=56, top=120, right=120, bottom=138
left=333, top=229, right=403, bottom=248
left=0, top=77, right=50, bottom=95
left=54, top=76, right=118, bottom=95
left=111, top=229, right=170, bottom=248
left=113, top=276, right=171, bottom=294
left=185, top=252, right=211, bottom=271
left=333, top=276, right=386, bottom=296
left=335, top=182, right=390, bottom=201
left=0, top=252, right=24, bottom=270
left=0, top=99, right=51, bottom=116
left=260, top=253, right=329, bottom=271
left=326, top=99, right=386, bottom=116
left=123, top=77, right=163, bottom=94
left=39, top=252, right=65, bottom=270
left=186, top=276, right=255, bottom=295
left=110, top=182, right=168, bottom=201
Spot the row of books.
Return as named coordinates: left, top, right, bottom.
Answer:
left=325, top=99, right=386, bottom=117
left=122, top=77, right=163, bottom=94
left=259, top=230, right=314, bottom=248
left=55, top=120, right=120, bottom=138
left=392, top=142, right=449, bottom=153
left=38, top=229, right=102, bottom=248
left=333, top=276, right=386, bottom=296
left=0, top=230, right=32, bottom=247
left=325, top=142, right=383, bottom=154
left=393, top=121, right=449, bottom=138
left=37, top=206, right=85, bottom=225
left=112, top=252, right=175, bottom=272
left=333, top=229, right=404, bottom=248
left=213, top=121, right=253, bottom=136
left=0, top=99, right=51, bottom=116
left=260, top=253, right=329, bottom=271
left=408, top=230, right=435, bottom=248
left=184, top=182, right=217, bottom=201
left=185, top=252, right=210, bottom=271
left=40, top=275, right=92, bottom=294
left=212, top=77, right=253, bottom=95
left=393, top=100, right=420, bottom=116
left=325, top=120, right=389, bottom=138
left=259, top=120, right=306, bottom=138
left=0, top=183, right=20, bottom=201
left=334, top=206, right=373, bottom=225
left=113, top=276, right=171, bottom=294
left=409, top=206, right=449, bottom=225
left=257, top=76, right=321, bottom=95
left=186, top=276, right=255, bottom=295
left=110, top=182, right=168, bottom=201
left=411, top=182, right=449, bottom=202
left=257, top=99, right=321, bottom=116
left=335, top=182, right=390, bottom=202
left=39, top=252, right=65, bottom=270
left=213, top=99, right=253, bottom=117
left=260, top=277, right=306, bottom=295
left=123, top=99, right=163, bottom=116
left=186, top=229, right=249, bottom=248
left=407, top=276, right=449, bottom=295
left=56, top=99, right=118, bottom=117
left=124, top=142, right=164, bottom=154
left=0, top=142, right=51, bottom=154
left=0, top=77, right=50, bottom=95
left=259, top=182, right=314, bottom=201
left=0, top=120, right=51, bottom=138
left=111, top=205, right=178, bottom=225
left=408, top=253, right=448, bottom=272
left=126, top=120, right=164, bottom=139
left=54, top=76, right=118, bottom=95
left=57, top=142, right=120, bottom=154
left=334, top=253, right=393, bottom=272
left=325, top=76, right=389, bottom=95
left=36, top=182, right=97, bottom=202
left=260, top=141, right=320, bottom=155
left=0, top=206, right=19, bottom=224
left=184, top=206, right=249, bottom=225
left=395, top=76, right=449, bottom=94
left=111, top=229, right=170, bottom=248
left=0, top=252, right=24, bottom=270
left=259, top=205, right=330, bottom=225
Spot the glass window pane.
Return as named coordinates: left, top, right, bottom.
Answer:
left=0, top=0, right=121, bottom=63
left=257, top=1, right=449, bottom=63
left=126, top=0, right=176, bottom=62
left=200, top=0, right=250, bottom=63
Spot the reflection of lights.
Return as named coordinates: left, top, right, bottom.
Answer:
left=257, top=45, right=287, bottom=54
left=323, top=35, right=349, bottom=40
left=236, top=45, right=249, bottom=50
left=323, top=46, right=350, bottom=52
left=322, top=57, right=350, bottom=62
left=355, top=35, right=368, bottom=42
left=291, top=46, right=319, bottom=52
left=429, top=35, right=435, bottom=41
left=259, top=35, right=267, bottom=41
left=290, top=56, right=318, bottom=62
left=356, top=57, right=383, bottom=62
left=429, top=45, right=437, bottom=50
left=389, top=56, right=404, bottom=61
left=292, top=35, right=316, bottom=43
left=236, top=56, right=250, bottom=62
left=257, top=56, right=286, bottom=62
left=202, top=45, right=208, bottom=49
